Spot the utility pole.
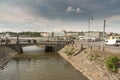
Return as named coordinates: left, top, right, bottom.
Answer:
left=103, top=20, right=106, bottom=39
left=88, top=16, right=93, bottom=48
left=103, top=20, right=106, bottom=51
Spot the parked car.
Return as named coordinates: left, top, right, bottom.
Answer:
left=105, top=39, right=120, bottom=46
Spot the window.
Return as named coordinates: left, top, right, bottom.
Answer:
left=116, top=40, right=120, bottom=43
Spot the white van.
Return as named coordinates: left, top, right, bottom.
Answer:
left=105, top=39, right=120, bottom=46
left=78, top=36, right=85, bottom=40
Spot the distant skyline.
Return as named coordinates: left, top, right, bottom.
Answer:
left=0, top=0, right=120, bottom=33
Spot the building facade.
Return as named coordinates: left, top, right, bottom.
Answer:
left=40, top=32, right=51, bottom=37
left=84, top=32, right=104, bottom=40
left=108, top=33, right=120, bottom=40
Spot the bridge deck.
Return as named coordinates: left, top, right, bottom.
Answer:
left=0, top=41, right=67, bottom=46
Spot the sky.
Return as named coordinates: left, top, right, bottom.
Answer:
left=0, top=0, right=120, bottom=33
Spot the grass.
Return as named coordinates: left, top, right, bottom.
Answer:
left=64, top=46, right=79, bottom=55
left=105, top=55, right=120, bottom=72
left=89, top=54, right=100, bottom=61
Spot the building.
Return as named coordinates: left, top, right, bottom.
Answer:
left=84, top=31, right=104, bottom=40
left=53, top=31, right=65, bottom=40
left=67, top=31, right=80, bottom=37
left=40, top=32, right=51, bottom=37
left=107, top=33, right=120, bottom=40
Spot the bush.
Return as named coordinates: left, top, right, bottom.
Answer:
left=105, top=56, right=120, bottom=72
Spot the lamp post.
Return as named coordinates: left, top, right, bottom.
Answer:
left=102, top=20, right=106, bottom=51
left=88, top=16, right=93, bottom=47
left=103, top=20, right=106, bottom=40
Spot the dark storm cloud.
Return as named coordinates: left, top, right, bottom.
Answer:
left=7, top=0, right=70, bottom=19
left=1, top=0, right=120, bottom=21
left=0, top=0, right=120, bottom=33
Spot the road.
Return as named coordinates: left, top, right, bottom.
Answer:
left=75, top=40, right=120, bottom=53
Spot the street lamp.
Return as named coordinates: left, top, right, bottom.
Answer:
left=102, top=20, right=106, bottom=51
left=103, top=20, right=106, bottom=40
left=88, top=16, right=94, bottom=47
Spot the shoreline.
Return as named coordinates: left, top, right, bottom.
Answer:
left=58, top=49, right=93, bottom=80
left=0, top=54, right=16, bottom=69
left=0, top=46, right=17, bottom=69
left=58, top=45, right=119, bottom=80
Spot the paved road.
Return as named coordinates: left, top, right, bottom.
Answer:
left=75, top=40, right=120, bottom=53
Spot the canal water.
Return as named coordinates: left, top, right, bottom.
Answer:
left=0, top=46, right=88, bottom=80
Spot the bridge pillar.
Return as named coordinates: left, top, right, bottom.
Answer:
left=8, top=34, right=22, bottom=53
left=55, top=43, right=65, bottom=52
left=16, top=34, right=19, bottom=45
left=16, top=35, right=23, bottom=53
left=16, top=45, right=23, bottom=53
left=8, top=44, right=23, bottom=53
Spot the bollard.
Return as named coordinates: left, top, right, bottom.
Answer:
left=90, top=46, right=92, bottom=50
left=102, top=47, right=105, bottom=51
left=81, top=44, right=83, bottom=50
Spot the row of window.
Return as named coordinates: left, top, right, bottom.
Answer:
left=112, top=37, right=120, bottom=39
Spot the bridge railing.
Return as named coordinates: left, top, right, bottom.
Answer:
left=0, top=39, right=67, bottom=46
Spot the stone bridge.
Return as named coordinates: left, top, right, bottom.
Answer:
left=0, top=40, right=67, bottom=53
left=0, top=36, right=74, bottom=53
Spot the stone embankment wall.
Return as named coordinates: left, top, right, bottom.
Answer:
left=58, top=45, right=119, bottom=80
left=0, top=46, right=17, bottom=68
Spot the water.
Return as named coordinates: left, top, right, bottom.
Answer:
left=0, top=46, right=89, bottom=80
left=23, top=45, right=45, bottom=53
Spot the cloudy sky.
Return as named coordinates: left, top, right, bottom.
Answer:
left=0, top=0, right=120, bottom=33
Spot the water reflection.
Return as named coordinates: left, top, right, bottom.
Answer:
left=23, top=45, right=45, bottom=53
